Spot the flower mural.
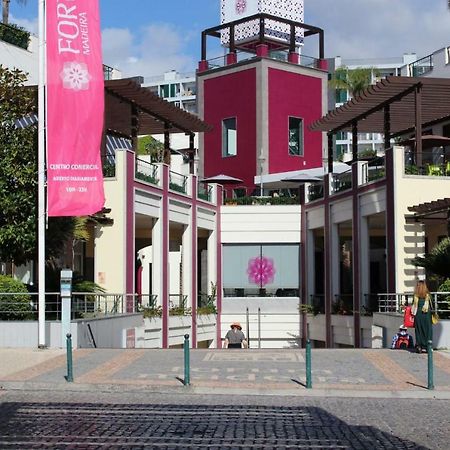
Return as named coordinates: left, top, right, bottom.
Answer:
left=60, top=62, right=92, bottom=91
left=247, top=256, right=275, bottom=286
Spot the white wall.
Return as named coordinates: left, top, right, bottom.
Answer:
left=0, top=35, right=38, bottom=84
left=221, top=205, right=301, bottom=243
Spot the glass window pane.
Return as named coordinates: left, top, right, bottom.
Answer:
left=289, top=117, right=303, bottom=156
left=222, top=118, right=237, bottom=157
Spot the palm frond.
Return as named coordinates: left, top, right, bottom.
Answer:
left=412, top=237, right=450, bottom=279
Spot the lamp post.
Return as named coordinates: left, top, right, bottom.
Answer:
left=258, top=150, right=265, bottom=197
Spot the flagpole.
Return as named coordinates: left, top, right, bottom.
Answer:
left=38, top=0, right=46, bottom=348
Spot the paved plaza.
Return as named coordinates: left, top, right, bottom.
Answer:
left=0, top=348, right=449, bottom=448
left=1, top=348, right=450, bottom=397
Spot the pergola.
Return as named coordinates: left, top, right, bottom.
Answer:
left=104, top=78, right=212, bottom=172
left=310, top=76, right=450, bottom=172
left=407, top=198, right=450, bottom=234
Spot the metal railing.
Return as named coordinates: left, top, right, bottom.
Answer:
left=205, top=49, right=320, bottom=71
left=408, top=54, right=433, bottom=77
left=404, top=150, right=450, bottom=176
left=362, top=157, right=385, bottom=183
left=136, top=158, right=159, bottom=185
left=0, top=292, right=157, bottom=321
left=103, top=64, right=115, bottom=80
left=377, top=292, right=450, bottom=318
left=169, top=170, right=187, bottom=194
left=309, top=294, right=325, bottom=314
left=331, top=171, right=352, bottom=194
left=307, top=183, right=324, bottom=202
left=198, top=182, right=213, bottom=202
left=332, top=294, right=354, bottom=315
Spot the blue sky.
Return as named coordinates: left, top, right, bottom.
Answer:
left=9, top=0, right=450, bottom=79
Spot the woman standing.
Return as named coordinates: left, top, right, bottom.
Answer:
left=411, top=279, right=433, bottom=353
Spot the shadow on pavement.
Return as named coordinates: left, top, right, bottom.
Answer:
left=0, top=402, right=429, bottom=449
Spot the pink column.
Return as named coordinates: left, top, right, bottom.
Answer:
left=191, top=176, right=198, bottom=347
left=256, top=44, right=269, bottom=57
left=161, top=165, right=170, bottom=348
left=288, top=52, right=299, bottom=64
left=226, top=52, right=237, bottom=65
left=198, top=60, right=209, bottom=72
left=126, top=150, right=135, bottom=312
left=215, top=185, right=223, bottom=348
left=317, top=59, right=328, bottom=71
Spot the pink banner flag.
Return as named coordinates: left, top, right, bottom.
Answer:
left=46, top=0, right=105, bottom=216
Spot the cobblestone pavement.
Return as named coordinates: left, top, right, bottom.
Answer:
left=1, top=349, right=449, bottom=396
left=0, top=390, right=448, bottom=449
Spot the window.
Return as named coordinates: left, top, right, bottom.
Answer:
left=288, top=117, right=304, bottom=156
left=222, top=244, right=300, bottom=297
left=222, top=117, right=237, bottom=157
left=160, top=84, right=170, bottom=98
left=336, top=89, right=347, bottom=103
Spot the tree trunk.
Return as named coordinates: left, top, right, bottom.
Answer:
left=2, top=0, right=10, bottom=25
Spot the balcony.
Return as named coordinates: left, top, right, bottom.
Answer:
left=307, top=183, right=324, bottom=202
left=135, top=158, right=159, bottom=185
left=331, top=171, right=352, bottom=194
left=197, top=182, right=212, bottom=202
left=169, top=170, right=187, bottom=194
left=408, top=54, right=433, bottom=77
left=404, top=149, right=450, bottom=177
left=205, top=49, right=321, bottom=71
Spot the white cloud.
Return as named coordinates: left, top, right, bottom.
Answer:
left=102, top=23, right=196, bottom=80
left=304, top=0, right=450, bottom=59
left=9, top=14, right=38, bottom=35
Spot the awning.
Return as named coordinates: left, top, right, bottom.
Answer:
left=105, top=78, right=212, bottom=136
left=310, top=76, right=450, bottom=134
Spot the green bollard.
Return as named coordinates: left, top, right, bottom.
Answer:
left=306, top=339, right=312, bottom=389
left=184, top=334, right=190, bottom=386
left=65, top=333, right=73, bottom=382
left=427, top=340, right=434, bottom=390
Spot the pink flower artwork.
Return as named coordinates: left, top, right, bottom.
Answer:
left=247, top=256, right=275, bottom=286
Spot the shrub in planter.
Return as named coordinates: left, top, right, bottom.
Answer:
left=0, top=275, right=33, bottom=320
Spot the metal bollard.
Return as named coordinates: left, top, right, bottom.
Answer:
left=427, top=340, right=434, bottom=390
left=305, top=339, right=312, bottom=389
left=65, top=333, right=73, bottom=382
left=183, top=334, right=190, bottom=386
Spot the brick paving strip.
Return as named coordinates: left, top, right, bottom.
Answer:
left=76, top=350, right=147, bottom=383
left=434, top=352, right=450, bottom=375
left=362, top=350, right=424, bottom=390
left=3, top=349, right=93, bottom=382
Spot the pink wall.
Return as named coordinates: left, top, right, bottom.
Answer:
left=203, top=69, right=257, bottom=190
left=268, top=69, right=323, bottom=173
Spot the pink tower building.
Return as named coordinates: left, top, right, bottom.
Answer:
left=197, top=0, right=328, bottom=194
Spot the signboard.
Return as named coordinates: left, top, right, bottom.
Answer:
left=220, top=0, right=304, bottom=47
left=46, top=0, right=105, bottom=216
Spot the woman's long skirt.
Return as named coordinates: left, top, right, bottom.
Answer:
left=415, top=299, right=432, bottom=348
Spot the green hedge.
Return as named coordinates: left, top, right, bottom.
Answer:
left=0, top=23, right=30, bottom=50
left=0, top=275, right=33, bottom=321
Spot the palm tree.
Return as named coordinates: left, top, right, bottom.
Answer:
left=2, top=0, right=27, bottom=25
left=329, top=66, right=380, bottom=99
left=412, top=237, right=450, bottom=280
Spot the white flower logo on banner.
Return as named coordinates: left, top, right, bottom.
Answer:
left=60, top=62, right=91, bottom=91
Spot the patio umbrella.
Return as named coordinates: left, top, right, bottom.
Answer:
left=398, top=135, right=450, bottom=149
left=200, top=174, right=243, bottom=184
